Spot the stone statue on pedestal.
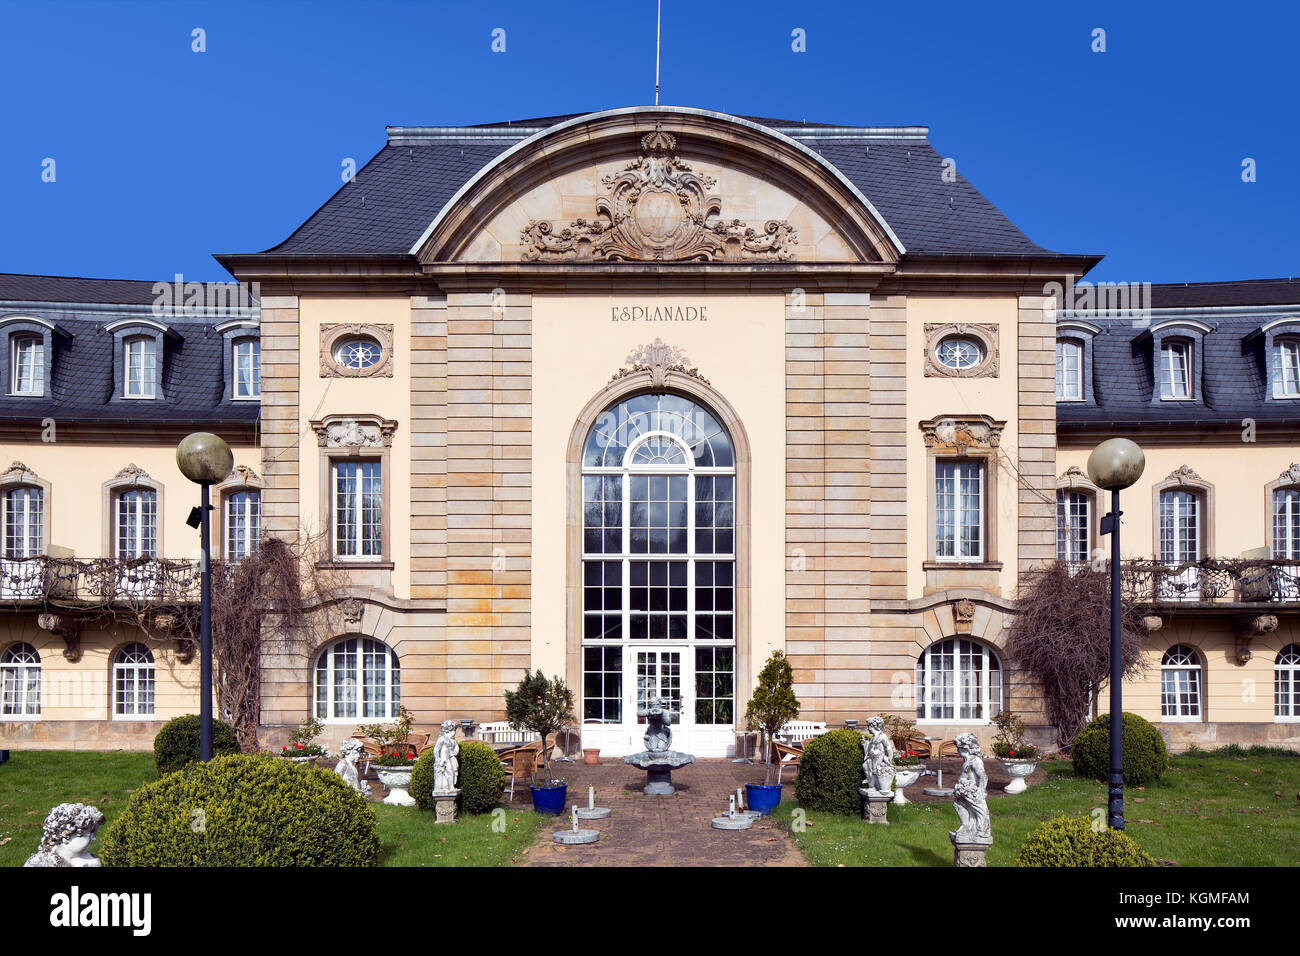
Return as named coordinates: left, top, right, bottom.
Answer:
left=433, top=719, right=460, bottom=793
left=950, top=732, right=992, bottom=845
left=24, top=803, right=106, bottom=867
left=334, top=738, right=371, bottom=797
left=640, top=696, right=675, bottom=753
left=861, top=716, right=897, bottom=795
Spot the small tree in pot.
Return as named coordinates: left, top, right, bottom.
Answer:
left=503, top=670, right=574, bottom=811
left=745, top=650, right=801, bottom=786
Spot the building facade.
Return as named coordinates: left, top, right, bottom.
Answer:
left=2, top=107, right=1297, bottom=755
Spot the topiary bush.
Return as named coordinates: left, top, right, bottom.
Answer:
left=1071, top=712, right=1168, bottom=786
left=153, top=714, right=241, bottom=775
left=1017, top=814, right=1156, bottom=867
left=101, top=753, right=379, bottom=866
left=411, top=739, right=506, bottom=814
left=794, top=729, right=864, bottom=815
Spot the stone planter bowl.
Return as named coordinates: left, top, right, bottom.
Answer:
left=998, top=757, right=1038, bottom=794
left=374, top=765, right=417, bottom=806
left=891, top=764, right=924, bottom=804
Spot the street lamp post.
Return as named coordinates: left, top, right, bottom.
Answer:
left=1086, top=437, right=1145, bottom=830
left=176, top=432, right=234, bottom=762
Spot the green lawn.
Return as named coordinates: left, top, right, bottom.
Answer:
left=0, top=750, right=542, bottom=867
left=772, top=752, right=1300, bottom=867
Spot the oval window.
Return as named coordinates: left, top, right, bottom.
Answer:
left=936, top=336, right=984, bottom=371
left=333, top=336, right=383, bottom=371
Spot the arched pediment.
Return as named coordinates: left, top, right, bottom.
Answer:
left=412, top=106, right=904, bottom=266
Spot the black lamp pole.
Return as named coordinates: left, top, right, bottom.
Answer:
left=1103, top=488, right=1124, bottom=830
left=199, top=482, right=213, bottom=762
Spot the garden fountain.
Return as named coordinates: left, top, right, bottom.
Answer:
left=623, top=696, right=695, bottom=795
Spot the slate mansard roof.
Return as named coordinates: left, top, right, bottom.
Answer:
left=1057, top=279, right=1300, bottom=432
left=0, top=274, right=259, bottom=428
left=254, top=110, right=1063, bottom=259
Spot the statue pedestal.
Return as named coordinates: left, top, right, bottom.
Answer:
left=433, top=789, right=459, bottom=824
left=859, top=788, right=892, bottom=825
left=949, top=832, right=992, bottom=867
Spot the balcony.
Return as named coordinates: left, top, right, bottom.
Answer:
left=0, top=556, right=205, bottom=606
left=1120, top=558, right=1300, bottom=609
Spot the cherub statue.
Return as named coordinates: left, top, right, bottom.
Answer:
left=24, top=803, right=106, bottom=867
left=638, top=696, right=675, bottom=753
left=334, top=738, right=371, bottom=796
left=433, top=719, right=460, bottom=793
left=861, top=716, right=897, bottom=794
left=950, top=732, right=992, bottom=844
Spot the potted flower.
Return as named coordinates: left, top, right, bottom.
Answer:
left=743, top=650, right=800, bottom=816
left=991, top=710, right=1040, bottom=794
left=279, top=717, right=327, bottom=766
left=891, top=748, right=925, bottom=804
left=504, top=670, right=574, bottom=815
left=371, top=748, right=419, bottom=805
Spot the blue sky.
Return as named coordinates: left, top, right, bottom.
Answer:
left=1, top=0, right=1296, bottom=284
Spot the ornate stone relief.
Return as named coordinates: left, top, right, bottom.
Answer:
left=1277, top=463, right=1300, bottom=485
left=610, top=338, right=709, bottom=387
left=37, top=613, right=81, bottom=663
left=923, top=323, right=1000, bottom=378
left=223, top=463, right=261, bottom=488
left=340, top=598, right=364, bottom=626
left=953, top=599, right=976, bottom=634
left=919, top=415, right=1005, bottom=451
left=320, top=323, right=394, bottom=379
left=1162, top=464, right=1204, bottom=485
left=520, top=127, right=798, bottom=262
left=310, top=416, right=398, bottom=449
left=2, top=461, right=38, bottom=481
left=112, top=463, right=151, bottom=485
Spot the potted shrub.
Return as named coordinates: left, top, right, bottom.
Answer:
left=891, top=747, right=925, bottom=804
left=744, top=650, right=800, bottom=815
left=279, top=716, right=327, bottom=766
left=504, top=670, right=574, bottom=815
left=992, top=710, right=1040, bottom=794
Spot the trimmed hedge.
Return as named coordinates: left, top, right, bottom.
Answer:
left=1072, top=712, right=1168, bottom=787
left=411, top=739, right=507, bottom=814
left=153, top=714, right=241, bottom=775
left=100, top=753, right=379, bottom=867
left=794, top=729, right=864, bottom=815
left=1017, top=815, right=1156, bottom=867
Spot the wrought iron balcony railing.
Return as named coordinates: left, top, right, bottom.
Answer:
left=0, top=556, right=207, bottom=606
left=1119, top=557, right=1300, bottom=607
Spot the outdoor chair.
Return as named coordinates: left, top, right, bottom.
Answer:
left=772, top=740, right=804, bottom=784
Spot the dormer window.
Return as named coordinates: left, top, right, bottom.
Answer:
left=1158, top=339, right=1192, bottom=400
left=10, top=334, right=44, bottom=396
left=123, top=336, right=158, bottom=398
left=1056, top=338, right=1083, bottom=400
left=1272, top=336, right=1300, bottom=398
left=233, top=337, right=261, bottom=399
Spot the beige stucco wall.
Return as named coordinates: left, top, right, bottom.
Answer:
left=530, top=294, right=786, bottom=690
left=904, top=295, right=1022, bottom=598
left=295, top=296, right=413, bottom=598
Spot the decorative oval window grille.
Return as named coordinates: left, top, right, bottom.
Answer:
left=333, top=336, right=383, bottom=371
left=936, top=337, right=984, bottom=371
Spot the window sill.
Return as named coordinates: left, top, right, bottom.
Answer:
left=317, top=560, right=394, bottom=571
left=923, top=561, right=1003, bottom=571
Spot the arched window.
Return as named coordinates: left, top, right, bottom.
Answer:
left=1276, top=645, right=1300, bottom=720
left=1160, top=644, right=1202, bottom=721
left=1, top=642, right=41, bottom=718
left=916, top=638, right=1002, bottom=723
left=113, top=643, right=155, bottom=718
left=580, top=393, right=737, bottom=744
left=314, top=636, right=400, bottom=722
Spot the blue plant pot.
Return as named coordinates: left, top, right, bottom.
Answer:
left=745, top=782, right=783, bottom=816
left=529, top=782, right=568, bottom=815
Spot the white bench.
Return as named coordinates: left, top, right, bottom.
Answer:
left=476, top=721, right=538, bottom=745
left=775, top=720, right=828, bottom=744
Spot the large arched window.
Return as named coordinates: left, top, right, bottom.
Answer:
left=314, top=636, right=400, bottom=722
left=1160, top=644, right=1202, bottom=721
left=915, top=638, right=1002, bottom=723
left=580, top=393, right=736, bottom=748
left=1, top=642, right=41, bottom=719
left=1276, top=645, right=1300, bottom=720
left=113, top=643, right=155, bottom=718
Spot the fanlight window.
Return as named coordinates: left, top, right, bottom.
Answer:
left=1276, top=645, right=1300, bottom=720
left=1160, top=644, right=1202, bottom=720
left=583, top=393, right=733, bottom=469
left=113, top=643, right=155, bottom=718
left=936, top=336, right=984, bottom=371
left=1, top=642, right=41, bottom=718
left=332, top=336, right=383, bottom=371
left=314, top=636, right=401, bottom=721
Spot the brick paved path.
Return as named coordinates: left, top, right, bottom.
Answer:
left=520, top=758, right=808, bottom=867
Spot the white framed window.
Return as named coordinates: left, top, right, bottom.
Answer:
left=1160, top=644, right=1202, bottom=721
left=225, top=490, right=260, bottom=560
left=1276, top=645, right=1300, bottom=721
left=123, top=336, right=158, bottom=398
left=1159, top=489, right=1200, bottom=564
left=113, top=643, right=155, bottom=718
left=2, top=486, right=43, bottom=558
left=115, top=489, right=157, bottom=558
left=1056, top=338, right=1083, bottom=400
left=332, top=336, right=383, bottom=371
left=916, top=638, right=1002, bottom=723
left=935, top=460, right=984, bottom=561
left=1158, top=339, right=1192, bottom=400
left=935, top=336, right=984, bottom=371
left=233, top=337, right=261, bottom=399
left=1056, top=489, right=1091, bottom=564
left=1, top=643, right=41, bottom=719
left=332, top=460, right=382, bottom=560
left=1272, top=338, right=1300, bottom=399
left=314, top=636, right=400, bottom=721
left=10, top=334, right=44, bottom=396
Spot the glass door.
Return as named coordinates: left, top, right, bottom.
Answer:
left=630, top=648, right=688, bottom=753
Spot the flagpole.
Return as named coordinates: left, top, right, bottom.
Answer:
left=655, top=0, right=661, bottom=105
